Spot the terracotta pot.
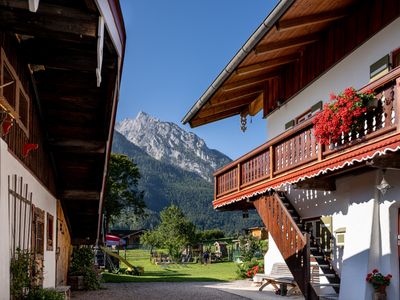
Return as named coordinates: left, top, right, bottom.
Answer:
left=373, top=291, right=386, bottom=300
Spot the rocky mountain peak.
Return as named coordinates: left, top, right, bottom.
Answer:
left=115, top=112, right=231, bottom=182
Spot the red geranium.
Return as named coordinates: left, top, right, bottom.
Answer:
left=366, top=269, right=391, bottom=293
left=313, top=87, right=375, bottom=145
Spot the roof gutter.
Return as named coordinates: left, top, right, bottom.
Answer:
left=182, top=0, right=295, bottom=125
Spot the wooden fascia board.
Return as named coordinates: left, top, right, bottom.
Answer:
left=276, top=9, right=349, bottom=32
left=255, top=34, right=320, bottom=55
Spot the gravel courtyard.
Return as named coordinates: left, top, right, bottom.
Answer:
left=72, top=280, right=304, bottom=300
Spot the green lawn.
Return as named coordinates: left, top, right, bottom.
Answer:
left=102, top=249, right=238, bottom=283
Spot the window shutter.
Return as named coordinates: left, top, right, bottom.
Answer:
left=285, top=119, right=295, bottom=130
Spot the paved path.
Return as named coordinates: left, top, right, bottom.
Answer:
left=72, top=280, right=304, bottom=300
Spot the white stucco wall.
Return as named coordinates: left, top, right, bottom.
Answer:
left=262, top=170, right=400, bottom=299
left=266, top=17, right=400, bottom=139
left=0, top=139, right=57, bottom=298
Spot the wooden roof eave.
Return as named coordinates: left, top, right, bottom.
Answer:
left=182, top=0, right=359, bottom=128
left=181, top=0, right=296, bottom=125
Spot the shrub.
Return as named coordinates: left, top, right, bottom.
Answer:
left=10, top=249, right=31, bottom=299
left=27, top=287, right=64, bottom=300
left=69, top=247, right=101, bottom=290
left=236, top=258, right=264, bottom=279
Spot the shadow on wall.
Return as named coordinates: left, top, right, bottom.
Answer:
left=282, top=169, right=381, bottom=218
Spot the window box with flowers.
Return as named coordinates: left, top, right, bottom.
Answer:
left=313, top=87, right=375, bottom=146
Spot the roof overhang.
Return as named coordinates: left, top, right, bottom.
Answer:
left=182, top=0, right=370, bottom=128
left=0, top=0, right=126, bottom=244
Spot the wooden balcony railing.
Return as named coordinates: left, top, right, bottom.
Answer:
left=214, top=67, right=400, bottom=202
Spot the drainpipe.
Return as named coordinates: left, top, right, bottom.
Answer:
left=182, top=0, right=295, bottom=125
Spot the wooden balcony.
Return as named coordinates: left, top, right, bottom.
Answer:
left=214, top=67, right=400, bottom=209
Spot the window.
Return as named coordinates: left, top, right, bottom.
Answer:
left=334, top=227, right=346, bottom=247
left=284, top=101, right=322, bottom=130
left=2, top=64, right=16, bottom=108
left=32, top=207, right=45, bottom=255
left=0, top=48, right=30, bottom=136
left=47, top=213, right=54, bottom=251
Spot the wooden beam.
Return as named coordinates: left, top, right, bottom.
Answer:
left=190, top=106, right=244, bottom=128
left=198, top=92, right=261, bottom=118
left=211, top=85, right=264, bottom=104
left=49, top=139, right=105, bottom=153
left=248, top=93, right=263, bottom=116
left=0, top=3, right=97, bottom=41
left=223, top=72, right=279, bottom=92
left=366, top=152, right=400, bottom=170
left=255, top=34, right=320, bottom=55
left=293, top=178, right=336, bottom=191
left=61, top=190, right=100, bottom=201
left=236, top=54, right=299, bottom=75
left=277, top=9, right=348, bottom=32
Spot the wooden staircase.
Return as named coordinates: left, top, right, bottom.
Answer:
left=253, top=191, right=341, bottom=299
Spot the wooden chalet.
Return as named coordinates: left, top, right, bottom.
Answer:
left=0, top=0, right=125, bottom=295
left=183, top=0, right=400, bottom=299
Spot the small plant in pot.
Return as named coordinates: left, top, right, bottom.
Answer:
left=366, top=269, right=391, bottom=300
left=68, top=247, right=101, bottom=290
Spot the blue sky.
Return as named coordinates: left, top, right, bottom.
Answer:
left=118, top=1, right=278, bottom=159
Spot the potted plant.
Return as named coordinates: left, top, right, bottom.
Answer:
left=366, top=269, right=392, bottom=300
left=313, top=87, right=375, bottom=146
left=68, top=247, right=101, bottom=290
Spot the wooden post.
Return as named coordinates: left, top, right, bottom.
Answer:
left=237, top=163, right=241, bottom=191
left=214, top=176, right=217, bottom=200
left=303, top=233, right=311, bottom=300
left=317, top=143, right=323, bottom=161
left=269, top=145, right=274, bottom=179
left=396, top=78, right=400, bottom=132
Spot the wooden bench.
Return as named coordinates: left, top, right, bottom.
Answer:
left=255, top=263, right=300, bottom=295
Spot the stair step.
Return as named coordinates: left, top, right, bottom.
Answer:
left=316, top=273, right=337, bottom=278
left=319, top=294, right=339, bottom=300
left=311, top=255, right=325, bottom=259
left=312, top=283, right=340, bottom=288
left=312, top=263, right=331, bottom=269
left=283, top=203, right=290, bottom=206
left=310, top=247, right=318, bottom=251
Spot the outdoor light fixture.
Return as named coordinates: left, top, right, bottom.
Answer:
left=376, top=170, right=392, bottom=195
left=242, top=209, right=249, bottom=219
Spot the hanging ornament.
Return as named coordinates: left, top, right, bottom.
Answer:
left=22, top=143, right=39, bottom=157
left=376, top=170, right=392, bottom=195
left=240, top=114, right=247, bottom=132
